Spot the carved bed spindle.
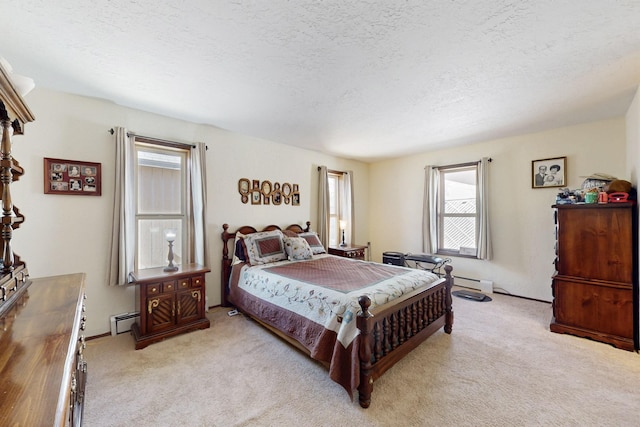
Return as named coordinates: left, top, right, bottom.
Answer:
left=357, top=295, right=374, bottom=409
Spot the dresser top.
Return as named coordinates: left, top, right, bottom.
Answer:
left=0, top=273, right=86, bottom=426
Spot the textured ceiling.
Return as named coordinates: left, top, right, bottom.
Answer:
left=2, top=1, right=640, bottom=162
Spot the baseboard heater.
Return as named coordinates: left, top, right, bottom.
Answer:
left=456, top=276, right=493, bottom=294
left=110, top=312, right=140, bottom=336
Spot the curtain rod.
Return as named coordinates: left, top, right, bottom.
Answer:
left=425, top=158, right=493, bottom=170
left=108, top=128, right=199, bottom=149
left=317, top=166, right=344, bottom=174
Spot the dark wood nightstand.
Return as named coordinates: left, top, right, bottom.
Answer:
left=131, top=263, right=210, bottom=349
left=328, top=244, right=368, bottom=260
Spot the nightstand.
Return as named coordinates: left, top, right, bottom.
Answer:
left=328, top=244, right=368, bottom=260
left=131, top=263, right=210, bottom=349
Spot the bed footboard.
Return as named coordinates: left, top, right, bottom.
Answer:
left=356, top=264, right=454, bottom=408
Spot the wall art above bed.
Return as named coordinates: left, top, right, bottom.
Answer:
left=44, top=157, right=102, bottom=196
left=238, top=178, right=300, bottom=206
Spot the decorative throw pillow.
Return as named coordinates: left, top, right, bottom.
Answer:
left=242, top=230, right=287, bottom=265
left=298, top=231, right=326, bottom=254
left=283, top=236, right=313, bottom=261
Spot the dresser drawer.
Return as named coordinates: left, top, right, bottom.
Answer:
left=162, top=280, right=176, bottom=293
left=191, top=275, right=204, bottom=288
left=146, top=283, right=161, bottom=295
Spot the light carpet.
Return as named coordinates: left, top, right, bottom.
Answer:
left=83, top=289, right=640, bottom=426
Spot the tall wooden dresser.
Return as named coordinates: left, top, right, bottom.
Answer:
left=550, top=203, right=638, bottom=351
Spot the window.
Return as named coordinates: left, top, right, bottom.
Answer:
left=437, top=164, right=479, bottom=256
left=327, top=172, right=344, bottom=247
left=327, top=170, right=353, bottom=247
left=135, top=142, right=189, bottom=270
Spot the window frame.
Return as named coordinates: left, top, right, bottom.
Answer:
left=436, top=162, right=479, bottom=258
left=134, top=140, right=191, bottom=270
left=328, top=170, right=346, bottom=247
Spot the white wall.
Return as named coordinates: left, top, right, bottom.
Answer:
left=12, top=88, right=369, bottom=337
left=369, top=118, right=627, bottom=301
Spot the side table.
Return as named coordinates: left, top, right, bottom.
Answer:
left=131, top=263, right=210, bottom=349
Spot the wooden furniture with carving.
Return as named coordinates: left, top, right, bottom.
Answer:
left=0, top=273, right=87, bottom=426
left=550, top=203, right=638, bottom=350
left=0, top=60, right=35, bottom=317
left=328, top=244, right=367, bottom=260
left=131, top=263, right=210, bottom=349
left=222, top=222, right=454, bottom=408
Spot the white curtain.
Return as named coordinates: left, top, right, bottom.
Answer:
left=422, top=165, right=439, bottom=254
left=190, top=142, right=208, bottom=267
left=317, top=166, right=330, bottom=247
left=108, top=127, right=136, bottom=286
left=343, top=171, right=354, bottom=245
left=477, top=157, right=493, bottom=260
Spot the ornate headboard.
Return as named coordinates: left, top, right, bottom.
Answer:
left=220, top=221, right=310, bottom=306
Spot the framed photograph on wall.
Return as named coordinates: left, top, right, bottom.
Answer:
left=532, top=156, right=566, bottom=188
left=44, top=157, right=102, bottom=196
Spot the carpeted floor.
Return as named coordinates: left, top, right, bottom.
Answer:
left=83, top=288, right=640, bottom=426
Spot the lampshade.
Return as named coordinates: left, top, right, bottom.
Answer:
left=339, top=220, right=346, bottom=229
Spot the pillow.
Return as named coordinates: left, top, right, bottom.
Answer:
left=283, top=236, right=313, bottom=261
left=231, top=232, right=247, bottom=265
left=282, top=229, right=299, bottom=238
left=235, top=237, right=248, bottom=263
left=298, top=231, right=326, bottom=254
left=242, top=230, right=287, bottom=265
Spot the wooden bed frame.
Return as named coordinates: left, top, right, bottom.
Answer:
left=221, top=222, right=454, bottom=408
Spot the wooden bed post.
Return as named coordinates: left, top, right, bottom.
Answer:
left=221, top=223, right=232, bottom=307
left=357, top=295, right=373, bottom=408
left=444, top=264, right=454, bottom=334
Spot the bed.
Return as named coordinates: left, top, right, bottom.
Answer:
left=221, top=222, right=454, bottom=408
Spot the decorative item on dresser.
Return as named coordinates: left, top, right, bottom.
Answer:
left=0, top=59, right=35, bottom=317
left=130, top=263, right=210, bottom=349
left=550, top=202, right=638, bottom=351
left=0, top=273, right=87, bottom=426
left=328, top=244, right=368, bottom=260
left=221, top=222, right=454, bottom=408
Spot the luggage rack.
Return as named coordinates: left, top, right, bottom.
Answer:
left=382, top=251, right=451, bottom=277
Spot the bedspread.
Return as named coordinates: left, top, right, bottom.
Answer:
left=228, top=254, right=442, bottom=397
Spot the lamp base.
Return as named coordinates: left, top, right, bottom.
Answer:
left=339, top=243, right=347, bottom=247
left=163, top=265, right=179, bottom=272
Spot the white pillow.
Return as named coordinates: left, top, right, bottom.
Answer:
left=298, top=231, right=326, bottom=254
left=283, top=236, right=313, bottom=261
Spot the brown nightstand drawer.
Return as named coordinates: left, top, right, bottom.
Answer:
left=146, top=283, right=161, bottom=295
left=163, top=280, right=175, bottom=293
left=178, top=278, right=190, bottom=289
left=191, top=275, right=204, bottom=288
